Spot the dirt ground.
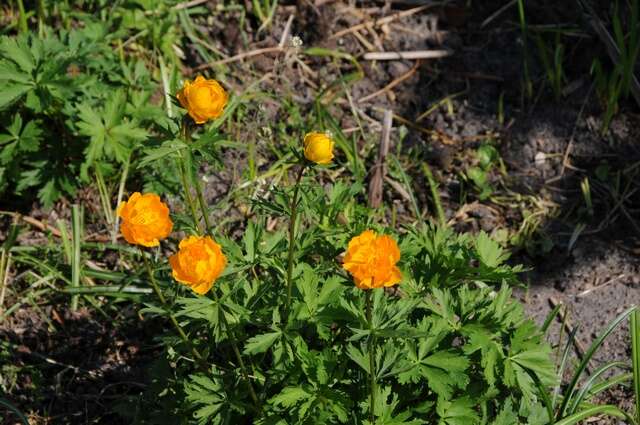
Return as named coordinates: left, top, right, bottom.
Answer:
left=2, top=1, right=640, bottom=423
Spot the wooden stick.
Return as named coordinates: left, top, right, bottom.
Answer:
left=173, top=0, right=208, bottom=10
left=279, top=14, right=295, bottom=48
left=195, top=46, right=284, bottom=69
left=363, top=50, right=451, bottom=61
left=577, top=274, right=626, bottom=298
left=358, top=60, right=421, bottom=102
left=481, top=0, right=517, bottom=28
left=330, top=6, right=430, bottom=39
left=368, top=109, right=393, bottom=208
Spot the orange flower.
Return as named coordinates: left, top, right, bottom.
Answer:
left=303, top=132, right=334, bottom=165
left=117, top=192, right=173, bottom=247
left=176, top=75, right=228, bottom=124
left=169, top=235, right=227, bottom=295
left=342, top=230, right=402, bottom=290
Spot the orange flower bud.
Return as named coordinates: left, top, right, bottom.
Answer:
left=303, top=132, right=334, bottom=165
left=176, top=75, right=228, bottom=124
left=169, top=235, right=227, bottom=295
left=343, top=230, right=402, bottom=290
left=117, top=192, right=173, bottom=247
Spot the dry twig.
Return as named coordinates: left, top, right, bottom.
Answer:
left=330, top=6, right=431, bottom=39
left=368, top=110, right=393, bottom=208
left=363, top=50, right=451, bottom=61
left=358, top=60, right=421, bottom=103
left=195, top=46, right=284, bottom=69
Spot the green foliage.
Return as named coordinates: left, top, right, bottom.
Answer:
left=130, top=197, right=553, bottom=424
left=590, top=0, right=640, bottom=133
left=465, top=144, right=502, bottom=201
left=0, top=5, right=183, bottom=207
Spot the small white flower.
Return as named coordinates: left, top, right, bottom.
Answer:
left=290, top=36, right=303, bottom=48
left=202, top=175, right=210, bottom=183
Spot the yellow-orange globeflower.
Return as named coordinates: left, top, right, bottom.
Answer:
left=177, top=75, right=228, bottom=124
left=303, top=132, right=334, bottom=165
left=169, top=235, right=227, bottom=295
left=343, top=230, right=402, bottom=290
left=117, top=192, right=173, bottom=247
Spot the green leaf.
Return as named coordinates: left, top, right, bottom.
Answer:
left=346, top=344, right=370, bottom=374
left=0, top=114, right=42, bottom=164
left=476, top=231, right=508, bottom=267
left=184, top=372, right=227, bottom=425
left=372, top=386, right=426, bottom=425
left=0, top=35, right=35, bottom=73
left=492, top=399, right=518, bottom=425
left=436, top=397, right=479, bottom=425
left=243, top=330, right=282, bottom=355
left=0, top=84, right=31, bottom=110
left=138, top=140, right=188, bottom=168
left=270, top=387, right=312, bottom=408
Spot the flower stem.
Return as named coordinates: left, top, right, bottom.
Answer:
left=179, top=130, right=260, bottom=411
left=366, top=289, right=376, bottom=424
left=141, top=250, right=203, bottom=363
left=178, top=156, right=202, bottom=234
left=284, top=165, right=305, bottom=323
left=192, top=162, right=213, bottom=235
left=213, top=290, right=260, bottom=410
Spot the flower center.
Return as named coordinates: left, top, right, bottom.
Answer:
left=191, top=87, right=213, bottom=109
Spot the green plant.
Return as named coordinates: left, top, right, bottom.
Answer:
left=534, top=32, right=566, bottom=100
left=517, top=0, right=533, bottom=99
left=465, top=143, right=502, bottom=201
left=0, top=23, right=164, bottom=207
left=591, top=0, right=640, bottom=133
left=540, top=305, right=639, bottom=424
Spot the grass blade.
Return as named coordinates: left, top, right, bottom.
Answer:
left=0, top=397, right=29, bottom=425
left=70, top=204, right=83, bottom=311
left=567, top=361, right=627, bottom=415
left=632, top=308, right=640, bottom=423
left=542, top=302, right=562, bottom=335
left=553, top=405, right=636, bottom=425
left=587, top=372, right=633, bottom=397
left=558, top=305, right=636, bottom=417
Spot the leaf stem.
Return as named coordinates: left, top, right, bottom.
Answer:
left=366, top=289, right=376, bottom=424
left=284, top=165, right=305, bottom=322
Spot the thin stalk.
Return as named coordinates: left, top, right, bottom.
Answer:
left=158, top=55, right=174, bottom=118
left=16, top=0, right=28, bottom=33
left=284, top=165, right=305, bottom=322
left=179, top=122, right=203, bottom=233
left=70, top=204, right=83, bottom=311
left=631, top=308, right=640, bottom=424
left=178, top=156, right=202, bottom=233
left=140, top=251, right=203, bottom=363
left=366, top=289, right=376, bottom=424
left=192, top=160, right=213, bottom=235
left=0, top=250, right=9, bottom=317
left=213, top=290, right=260, bottom=409
left=181, top=138, right=260, bottom=412
left=113, top=155, right=131, bottom=244
left=421, top=162, right=446, bottom=227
